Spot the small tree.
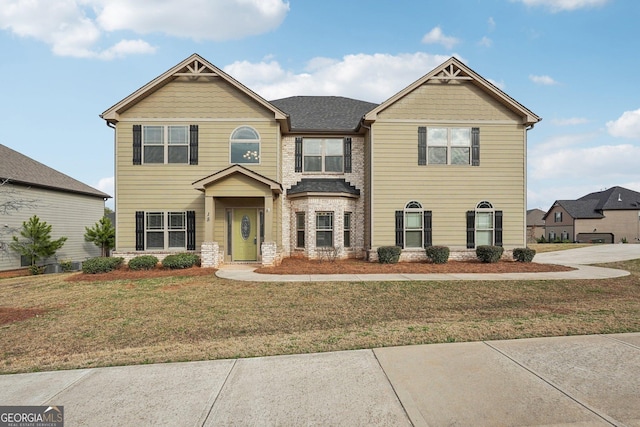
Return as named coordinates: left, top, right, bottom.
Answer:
left=84, top=216, right=115, bottom=257
left=10, top=215, right=67, bottom=266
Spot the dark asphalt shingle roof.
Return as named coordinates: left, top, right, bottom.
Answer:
left=553, top=200, right=604, bottom=219
left=288, top=178, right=360, bottom=196
left=578, top=186, right=640, bottom=210
left=0, top=144, right=110, bottom=198
left=270, top=96, right=378, bottom=132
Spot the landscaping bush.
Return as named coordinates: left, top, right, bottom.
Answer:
left=162, top=253, right=200, bottom=269
left=82, top=257, right=124, bottom=274
left=377, top=246, right=401, bottom=264
left=128, top=255, right=159, bottom=271
left=425, top=246, right=449, bottom=264
left=513, top=247, right=536, bottom=263
left=475, top=245, right=504, bottom=263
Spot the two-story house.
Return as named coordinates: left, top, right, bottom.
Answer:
left=101, top=54, right=540, bottom=267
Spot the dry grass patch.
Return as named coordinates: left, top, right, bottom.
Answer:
left=1, top=260, right=639, bottom=374
left=528, top=243, right=593, bottom=253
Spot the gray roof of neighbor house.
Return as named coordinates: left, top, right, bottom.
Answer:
left=0, top=144, right=110, bottom=199
left=544, top=186, right=640, bottom=220
left=270, top=96, right=378, bottom=132
left=288, top=178, right=360, bottom=196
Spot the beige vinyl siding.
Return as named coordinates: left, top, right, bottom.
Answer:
left=0, top=185, right=104, bottom=271
left=115, top=77, right=281, bottom=252
left=575, top=210, right=640, bottom=243
left=123, top=79, right=274, bottom=119
left=371, top=124, right=525, bottom=250
left=378, top=81, right=522, bottom=122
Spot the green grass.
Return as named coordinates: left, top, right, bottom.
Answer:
left=1, top=259, right=639, bottom=374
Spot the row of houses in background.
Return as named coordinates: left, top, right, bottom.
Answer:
left=527, top=186, right=640, bottom=244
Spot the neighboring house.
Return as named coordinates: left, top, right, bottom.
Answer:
left=544, top=186, right=640, bottom=243
left=100, top=54, right=540, bottom=267
left=0, top=144, right=111, bottom=271
left=526, top=208, right=546, bottom=243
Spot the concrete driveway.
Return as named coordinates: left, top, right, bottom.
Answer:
left=534, top=243, right=640, bottom=265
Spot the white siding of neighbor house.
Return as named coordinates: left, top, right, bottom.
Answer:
left=0, top=184, right=104, bottom=271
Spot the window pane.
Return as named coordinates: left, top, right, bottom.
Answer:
left=144, top=126, right=163, bottom=144
left=324, top=156, right=343, bottom=172
left=344, top=213, right=351, bottom=229
left=144, top=146, right=164, bottom=163
left=476, top=212, right=493, bottom=229
left=231, top=126, right=259, bottom=140
left=146, top=232, right=164, bottom=249
left=303, top=140, right=322, bottom=155
left=406, top=230, right=422, bottom=248
left=344, top=231, right=351, bottom=248
left=316, top=213, right=333, bottom=229
left=146, top=213, right=164, bottom=229
left=296, top=213, right=305, bottom=229
left=405, top=212, right=422, bottom=229
left=325, top=139, right=343, bottom=155
left=168, top=146, right=188, bottom=163
left=451, top=128, right=471, bottom=146
left=297, top=231, right=305, bottom=248
left=168, top=231, right=186, bottom=248
left=168, top=126, right=188, bottom=144
left=476, top=230, right=493, bottom=246
left=427, top=128, right=447, bottom=145
left=304, top=156, right=322, bottom=172
left=428, top=147, right=447, bottom=164
left=168, top=212, right=185, bottom=229
left=231, top=142, right=260, bottom=163
left=316, top=231, right=333, bottom=247
left=451, top=147, right=470, bottom=165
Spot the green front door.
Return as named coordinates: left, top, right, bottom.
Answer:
left=232, top=209, right=258, bottom=261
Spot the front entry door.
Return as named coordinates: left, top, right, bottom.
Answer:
left=232, top=209, right=258, bottom=261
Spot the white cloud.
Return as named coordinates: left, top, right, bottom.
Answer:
left=550, top=117, right=589, bottom=126
left=224, top=52, right=452, bottom=103
left=421, top=26, right=460, bottom=50
left=513, top=0, right=610, bottom=12
left=529, top=74, right=559, bottom=85
left=0, top=0, right=290, bottom=59
left=96, top=0, right=289, bottom=41
left=96, top=176, right=114, bottom=198
left=478, top=36, right=493, bottom=47
left=487, top=17, right=496, bottom=31
left=606, top=109, right=640, bottom=139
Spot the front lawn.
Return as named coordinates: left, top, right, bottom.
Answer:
left=1, top=259, right=639, bottom=374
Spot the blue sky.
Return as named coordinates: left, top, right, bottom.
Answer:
left=1, top=0, right=639, bottom=211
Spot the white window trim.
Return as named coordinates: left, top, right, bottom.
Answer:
left=475, top=200, right=495, bottom=246
left=404, top=201, right=423, bottom=249
left=315, top=212, right=334, bottom=248
left=427, top=127, right=471, bottom=165
left=142, top=125, right=190, bottom=164
left=303, top=138, right=344, bottom=174
left=145, top=211, right=187, bottom=250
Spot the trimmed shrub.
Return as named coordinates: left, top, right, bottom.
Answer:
left=513, top=247, right=536, bottom=263
left=128, top=255, right=159, bottom=271
left=475, top=245, right=504, bottom=263
left=82, top=257, right=124, bottom=274
left=162, top=253, right=200, bottom=269
left=425, top=246, right=449, bottom=264
left=377, top=246, right=401, bottom=264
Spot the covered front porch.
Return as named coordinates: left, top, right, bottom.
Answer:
left=192, top=165, right=282, bottom=268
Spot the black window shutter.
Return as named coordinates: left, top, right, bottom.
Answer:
left=495, top=210, right=503, bottom=247
left=133, top=125, right=142, bottom=165
left=189, top=125, right=198, bottom=165
left=471, top=127, right=480, bottom=166
left=295, top=137, right=303, bottom=172
left=466, top=210, right=475, bottom=249
left=135, top=211, right=145, bottom=250
left=395, top=210, right=404, bottom=248
left=418, top=126, right=427, bottom=165
left=187, top=210, right=196, bottom=250
left=344, top=137, right=352, bottom=173
left=423, top=210, right=432, bottom=248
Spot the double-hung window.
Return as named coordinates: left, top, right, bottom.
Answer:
left=145, top=211, right=187, bottom=250
left=404, top=201, right=424, bottom=248
left=296, top=212, right=306, bottom=248
left=344, top=212, right=352, bottom=248
left=475, top=201, right=495, bottom=246
left=554, top=212, right=563, bottom=222
left=316, top=212, right=334, bottom=247
left=143, top=125, right=189, bottom=164
left=427, top=128, right=471, bottom=165
left=304, top=139, right=343, bottom=172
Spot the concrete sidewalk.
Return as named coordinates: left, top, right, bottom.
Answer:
left=1, top=333, right=639, bottom=426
